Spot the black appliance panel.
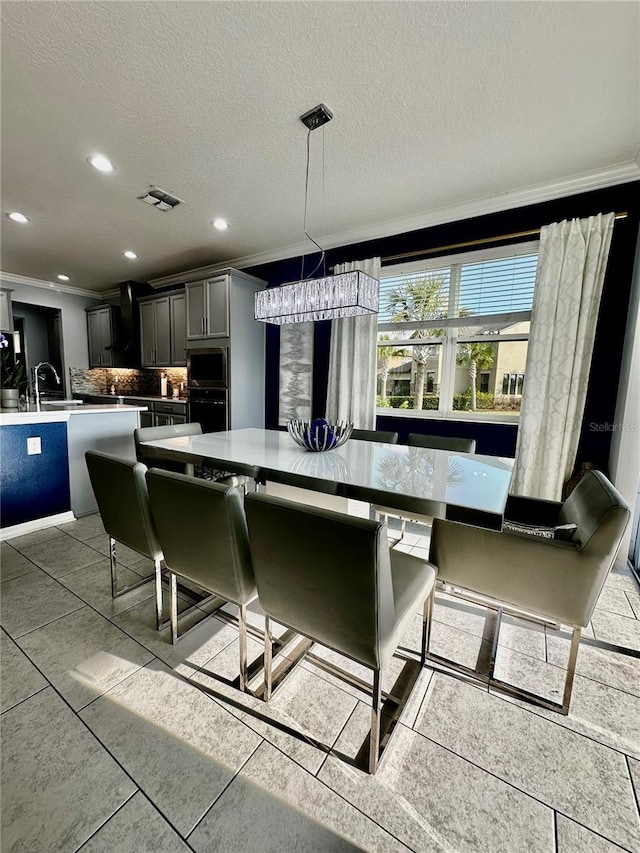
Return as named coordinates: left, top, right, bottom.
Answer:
left=187, top=347, right=228, bottom=388
left=188, top=388, right=228, bottom=433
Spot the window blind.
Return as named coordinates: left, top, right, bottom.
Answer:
left=458, top=254, right=537, bottom=317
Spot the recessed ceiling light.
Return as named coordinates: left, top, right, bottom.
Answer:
left=88, top=154, right=114, bottom=173
left=57, top=274, right=70, bottom=281
left=8, top=212, right=29, bottom=223
left=123, top=250, right=138, bottom=260
left=213, top=218, right=229, bottom=231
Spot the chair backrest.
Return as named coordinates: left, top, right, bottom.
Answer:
left=134, top=423, right=203, bottom=474
left=85, top=450, right=162, bottom=560
left=408, top=433, right=476, bottom=454
left=245, top=492, right=395, bottom=669
left=560, top=468, right=629, bottom=561
left=351, top=429, right=399, bottom=444
left=145, top=468, right=255, bottom=605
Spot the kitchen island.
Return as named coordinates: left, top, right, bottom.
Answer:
left=0, top=404, right=147, bottom=539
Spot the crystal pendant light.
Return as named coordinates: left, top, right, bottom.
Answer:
left=255, top=105, right=379, bottom=325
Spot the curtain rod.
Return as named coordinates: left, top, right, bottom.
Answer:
left=380, top=211, right=628, bottom=266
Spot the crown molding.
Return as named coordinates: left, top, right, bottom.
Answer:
left=0, top=270, right=107, bottom=299
left=150, top=160, right=640, bottom=285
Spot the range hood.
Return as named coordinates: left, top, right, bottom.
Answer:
left=104, top=280, right=153, bottom=367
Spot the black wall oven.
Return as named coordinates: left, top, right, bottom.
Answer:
left=188, top=388, right=228, bottom=433
left=187, top=347, right=228, bottom=389
left=187, top=348, right=229, bottom=432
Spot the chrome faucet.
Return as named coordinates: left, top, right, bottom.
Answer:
left=33, top=362, right=61, bottom=411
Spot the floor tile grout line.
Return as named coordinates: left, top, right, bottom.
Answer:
left=0, top=684, right=49, bottom=716
left=235, top=734, right=423, bottom=853
left=56, top=571, right=156, bottom=619
left=625, top=755, right=640, bottom=825
left=623, top=589, right=640, bottom=619
left=552, top=810, right=558, bottom=853
left=0, top=567, right=41, bottom=585
left=314, top=696, right=360, bottom=781
left=410, top=726, right=638, bottom=853
left=484, top=675, right=640, bottom=762
left=73, top=788, right=139, bottom=852
left=8, top=603, right=87, bottom=641
left=185, top=737, right=264, bottom=843
left=6, top=646, right=201, bottom=847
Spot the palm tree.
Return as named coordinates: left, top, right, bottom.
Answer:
left=387, top=275, right=447, bottom=410
left=376, top=335, right=394, bottom=402
left=377, top=334, right=408, bottom=402
left=456, top=342, right=495, bottom=411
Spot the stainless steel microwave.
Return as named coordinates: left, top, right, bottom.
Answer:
left=187, top=347, right=228, bottom=389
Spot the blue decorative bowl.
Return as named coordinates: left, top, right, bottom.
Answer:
left=287, top=418, right=353, bottom=451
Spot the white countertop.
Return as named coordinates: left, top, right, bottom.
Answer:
left=0, top=403, right=148, bottom=426
left=144, top=427, right=514, bottom=517
left=76, top=393, right=187, bottom=404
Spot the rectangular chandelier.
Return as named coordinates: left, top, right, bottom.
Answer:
left=254, top=269, right=380, bottom=325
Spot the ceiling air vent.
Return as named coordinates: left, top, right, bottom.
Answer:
left=137, top=186, right=184, bottom=211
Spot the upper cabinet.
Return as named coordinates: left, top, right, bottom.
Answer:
left=170, top=293, right=186, bottom=366
left=139, top=291, right=186, bottom=367
left=86, top=306, right=116, bottom=367
left=185, top=276, right=229, bottom=340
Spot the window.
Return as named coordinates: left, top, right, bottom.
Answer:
left=377, top=243, right=538, bottom=420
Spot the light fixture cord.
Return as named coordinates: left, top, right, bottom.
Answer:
left=302, top=128, right=326, bottom=281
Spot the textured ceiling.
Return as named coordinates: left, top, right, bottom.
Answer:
left=1, top=1, right=638, bottom=293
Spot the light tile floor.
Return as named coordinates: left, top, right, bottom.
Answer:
left=1, top=515, right=640, bottom=852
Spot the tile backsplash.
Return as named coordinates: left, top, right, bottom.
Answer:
left=69, top=367, right=187, bottom=397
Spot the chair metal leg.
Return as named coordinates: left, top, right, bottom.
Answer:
left=110, top=537, right=118, bottom=598
left=369, top=670, right=382, bottom=775
left=155, top=559, right=163, bottom=631
left=488, top=607, right=503, bottom=682
left=425, top=586, right=583, bottom=715
left=169, top=572, right=179, bottom=645
left=264, top=615, right=273, bottom=701
left=109, top=537, right=153, bottom=599
left=238, top=604, right=249, bottom=692
left=421, top=588, right=434, bottom=666
left=561, top=626, right=581, bottom=714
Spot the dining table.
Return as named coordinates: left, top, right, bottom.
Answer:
left=141, top=427, right=514, bottom=528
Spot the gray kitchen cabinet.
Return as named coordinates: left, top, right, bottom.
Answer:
left=139, top=294, right=179, bottom=367
left=86, top=306, right=115, bottom=367
left=170, top=293, right=187, bottom=365
left=154, top=400, right=187, bottom=427
left=185, top=275, right=229, bottom=340
left=186, top=280, right=206, bottom=339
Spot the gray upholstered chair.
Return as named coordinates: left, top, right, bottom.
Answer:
left=245, top=492, right=437, bottom=773
left=350, top=429, right=399, bottom=444
left=134, top=423, right=248, bottom=488
left=146, top=468, right=257, bottom=691
left=134, top=423, right=202, bottom=476
left=374, top=433, right=477, bottom=539
left=428, top=469, right=630, bottom=714
left=407, top=433, right=476, bottom=454
left=85, top=450, right=164, bottom=630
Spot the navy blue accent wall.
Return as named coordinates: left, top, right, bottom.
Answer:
left=375, top=416, right=518, bottom=458
left=0, top=423, right=70, bottom=528
left=247, top=181, right=640, bottom=470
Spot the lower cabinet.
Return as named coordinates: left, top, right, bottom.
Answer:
left=150, top=401, right=187, bottom=427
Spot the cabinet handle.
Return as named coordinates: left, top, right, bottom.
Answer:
left=201, top=318, right=205, bottom=335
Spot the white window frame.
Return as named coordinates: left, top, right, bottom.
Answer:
left=376, top=241, right=539, bottom=424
